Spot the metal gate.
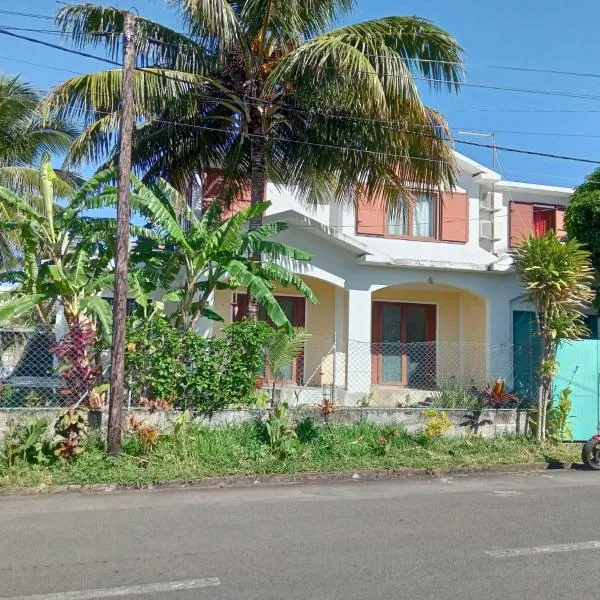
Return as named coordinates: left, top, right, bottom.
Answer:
left=554, top=340, right=600, bottom=441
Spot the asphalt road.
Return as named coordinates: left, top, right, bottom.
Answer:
left=2, top=470, right=600, bottom=599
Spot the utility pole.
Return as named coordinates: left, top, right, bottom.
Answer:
left=107, top=11, right=136, bottom=456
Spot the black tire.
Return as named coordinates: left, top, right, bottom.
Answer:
left=582, top=438, right=600, bottom=470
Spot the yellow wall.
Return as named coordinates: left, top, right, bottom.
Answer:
left=372, top=287, right=461, bottom=342
left=371, top=286, right=487, bottom=387
left=211, top=277, right=344, bottom=387
left=460, top=292, right=487, bottom=386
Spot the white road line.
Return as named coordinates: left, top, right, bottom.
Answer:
left=1, top=577, right=221, bottom=600
left=486, top=541, right=600, bottom=558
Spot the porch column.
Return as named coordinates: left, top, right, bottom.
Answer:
left=333, top=287, right=346, bottom=389
left=487, top=296, right=513, bottom=384
left=346, top=289, right=372, bottom=398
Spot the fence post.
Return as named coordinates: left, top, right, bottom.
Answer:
left=331, top=331, right=337, bottom=405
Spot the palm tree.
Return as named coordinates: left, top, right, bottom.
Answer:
left=0, top=74, right=81, bottom=268
left=47, top=2, right=462, bottom=219
left=127, top=178, right=317, bottom=331
left=514, top=232, right=594, bottom=441
left=0, top=74, right=80, bottom=196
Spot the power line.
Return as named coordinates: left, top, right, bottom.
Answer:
left=9, top=25, right=600, bottom=105
left=4, top=10, right=600, bottom=86
left=0, top=54, right=83, bottom=75
left=3, top=30, right=600, bottom=167
left=133, top=68, right=600, bottom=165
left=0, top=28, right=121, bottom=66
left=0, top=9, right=54, bottom=20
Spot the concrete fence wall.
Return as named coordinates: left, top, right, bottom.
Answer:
left=0, top=407, right=529, bottom=440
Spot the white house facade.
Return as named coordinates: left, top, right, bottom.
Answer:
left=201, top=152, right=577, bottom=405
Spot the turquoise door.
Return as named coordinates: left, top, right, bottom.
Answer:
left=554, top=340, right=600, bottom=441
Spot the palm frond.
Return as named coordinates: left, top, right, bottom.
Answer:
left=224, top=259, right=291, bottom=330
left=265, top=327, right=311, bottom=380
left=168, top=0, right=240, bottom=50
left=56, top=4, right=213, bottom=72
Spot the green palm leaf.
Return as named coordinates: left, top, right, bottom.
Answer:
left=0, top=294, right=46, bottom=324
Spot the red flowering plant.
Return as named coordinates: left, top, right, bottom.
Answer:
left=51, top=320, right=101, bottom=406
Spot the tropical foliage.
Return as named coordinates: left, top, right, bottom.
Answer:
left=263, top=327, right=311, bottom=403
left=0, top=74, right=81, bottom=267
left=0, top=161, right=316, bottom=335
left=127, top=178, right=317, bottom=330
left=125, top=315, right=273, bottom=412
left=0, top=159, right=118, bottom=333
left=565, top=168, right=600, bottom=305
left=48, top=2, right=463, bottom=213
left=514, top=232, right=594, bottom=441
left=0, top=74, right=79, bottom=195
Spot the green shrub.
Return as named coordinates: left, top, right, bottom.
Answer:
left=431, top=378, right=482, bottom=410
left=424, top=409, right=452, bottom=438
left=126, top=317, right=272, bottom=412
left=1, top=417, right=49, bottom=467
left=266, top=402, right=299, bottom=459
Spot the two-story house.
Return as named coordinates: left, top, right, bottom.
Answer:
left=200, top=152, right=579, bottom=405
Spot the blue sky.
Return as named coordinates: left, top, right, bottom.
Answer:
left=1, top=0, right=599, bottom=188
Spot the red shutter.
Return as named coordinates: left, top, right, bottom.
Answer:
left=355, top=187, right=385, bottom=236
left=440, top=192, right=468, bottom=243
left=555, top=207, right=566, bottom=239
left=509, top=202, right=534, bottom=247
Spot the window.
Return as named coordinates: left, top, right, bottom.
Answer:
left=386, top=193, right=436, bottom=238
left=371, top=302, right=436, bottom=387
left=533, top=206, right=556, bottom=237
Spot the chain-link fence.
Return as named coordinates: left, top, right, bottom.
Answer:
left=0, top=324, right=111, bottom=409
left=1, top=326, right=539, bottom=409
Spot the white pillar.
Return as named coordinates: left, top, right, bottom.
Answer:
left=346, top=289, right=372, bottom=397
left=195, top=291, right=216, bottom=338
left=487, top=295, right=513, bottom=384
left=333, top=287, right=346, bottom=388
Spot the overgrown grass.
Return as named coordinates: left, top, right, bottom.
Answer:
left=0, top=421, right=581, bottom=491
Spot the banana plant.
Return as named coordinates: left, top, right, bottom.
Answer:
left=128, top=178, right=317, bottom=331
left=0, top=157, right=120, bottom=334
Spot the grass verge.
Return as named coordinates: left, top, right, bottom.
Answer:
left=0, top=421, right=581, bottom=491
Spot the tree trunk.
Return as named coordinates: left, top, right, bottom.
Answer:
left=538, top=329, right=552, bottom=442
left=246, top=109, right=268, bottom=321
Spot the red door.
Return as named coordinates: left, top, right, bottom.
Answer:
left=371, top=302, right=436, bottom=387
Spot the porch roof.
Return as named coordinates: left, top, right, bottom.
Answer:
left=264, top=210, right=372, bottom=255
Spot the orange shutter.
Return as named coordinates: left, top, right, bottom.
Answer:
left=440, top=192, right=468, bottom=243
left=355, top=187, right=386, bottom=236
left=555, top=207, right=566, bottom=239
left=509, top=201, right=534, bottom=247
left=202, top=169, right=252, bottom=218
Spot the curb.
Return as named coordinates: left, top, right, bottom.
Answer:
left=0, top=462, right=576, bottom=498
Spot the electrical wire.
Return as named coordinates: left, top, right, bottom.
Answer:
left=0, top=10, right=54, bottom=20
left=2, top=30, right=600, bottom=177
left=0, top=54, right=82, bottom=75
left=0, top=28, right=121, bottom=66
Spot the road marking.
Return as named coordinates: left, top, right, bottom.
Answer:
left=1, top=577, right=221, bottom=600
left=488, top=490, right=522, bottom=497
left=486, top=541, right=600, bottom=558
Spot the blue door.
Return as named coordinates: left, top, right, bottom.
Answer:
left=554, top=340, right=600, bottom=441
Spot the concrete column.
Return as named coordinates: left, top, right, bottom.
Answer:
left=486, top=295, right=513, bottom=384
left=333, top=287, right=346, bottom=389
left=346, top=289, right=372, bottom=398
